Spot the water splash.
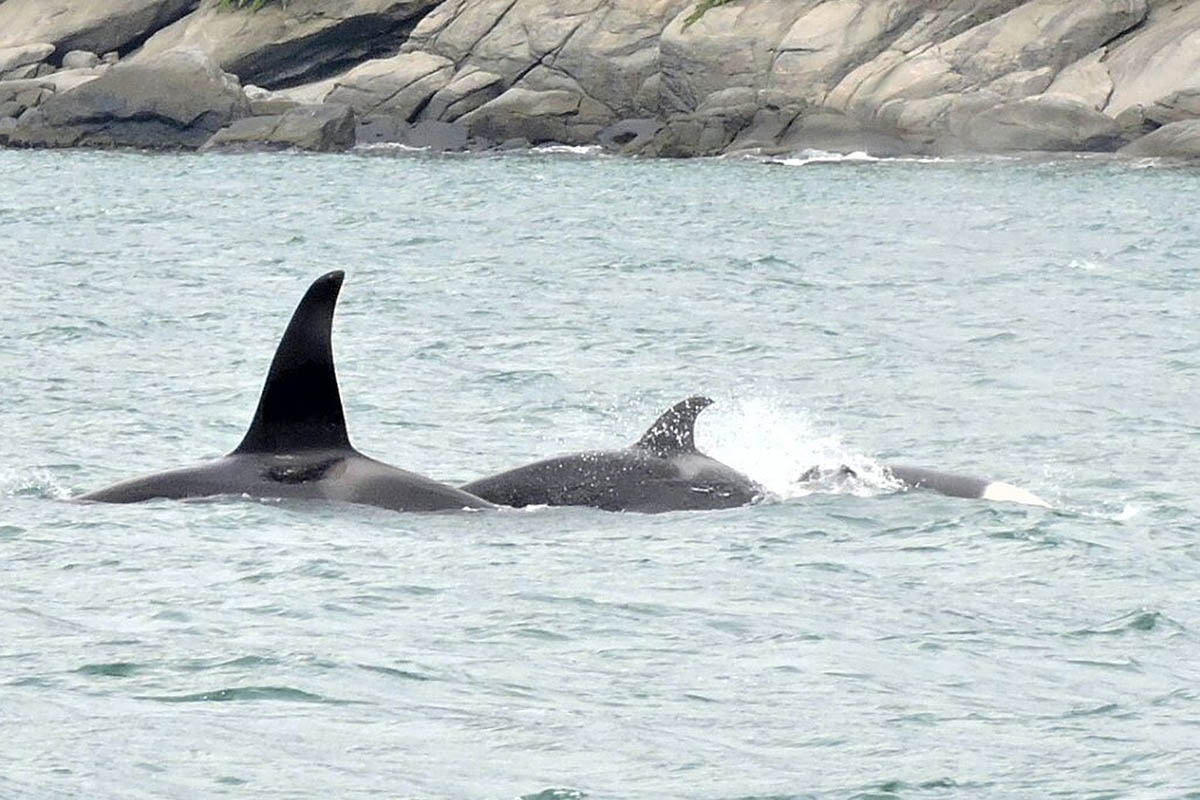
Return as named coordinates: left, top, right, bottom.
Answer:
left=696, top=397, right=897, bottom=500
left=0, top=468, right=71, bottom=500
left=773, top=148, right=879, bottom=167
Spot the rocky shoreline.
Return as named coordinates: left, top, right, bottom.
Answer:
left=1, top=0, right=1199, bottom=159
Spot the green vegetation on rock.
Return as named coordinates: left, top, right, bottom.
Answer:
left=682, top=0, right=737, bottom=30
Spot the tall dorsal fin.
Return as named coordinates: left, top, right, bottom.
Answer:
left=233, top=271, right=352, bottom=454
left=634, top=396, right=714, bottom=457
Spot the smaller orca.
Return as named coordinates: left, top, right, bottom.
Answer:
left=80, top=271, right=494, bottom=513
left=460, top=396, right=763, bottom=513
left=886, top=464, right=1049, bottom=507
left=798, top=463, right=1048, bottom=507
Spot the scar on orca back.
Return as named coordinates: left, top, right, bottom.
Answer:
left=264, top=457, right=344, bottom=484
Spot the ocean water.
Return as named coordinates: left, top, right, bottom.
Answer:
left=1, top=147, right=1198, bottom=799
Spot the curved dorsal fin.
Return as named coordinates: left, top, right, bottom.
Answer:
left=233, top=271, right=352, bottom=454
left=634, top=396, right=714, bottom=457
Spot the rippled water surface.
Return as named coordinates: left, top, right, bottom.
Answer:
left=2, top=148, right=1198, bottom=799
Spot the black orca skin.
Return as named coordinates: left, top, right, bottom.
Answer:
left=460, top=396, right=763, bottom=513
left=80, top=272, right=495, bottom=513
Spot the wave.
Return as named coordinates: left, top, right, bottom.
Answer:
left=0, top=468, right=71, bottom=500
left=697, top=397, right=899, bottom=501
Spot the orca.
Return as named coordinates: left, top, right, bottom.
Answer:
left=886, top=464, right=1049, bottom=507
left=459, top=396, right=763, bottom=513
left=79, top=271, right=495, bottom=513
left=798, top=463, right=1049, bottom=507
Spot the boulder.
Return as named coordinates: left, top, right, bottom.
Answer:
left=0, top=116, right=16, bottom=144
left=1104, top=1, right=1200, bottom=119
left=1146, top=89, right=1200, bottom=128
left=201, top=103, right=356, bottom=152
left=459, top=80, right=611, bottom=145
left=0, top=62, right=43, bottom=81
left=399, top=118, right=468, bottom=149
left=1118, top=119, right=1200, bottom=159
left=356, top=113, right=403, bottom=144
left=825, top=0, right=1147, bottom=145
left=597, top=117, right=661, bottom=153
left=324, top=51, right=453, bottom=118
left=407, top=0, right=689, bottom=118
left=10, top=49, right=250, bottom=149
left=136, top=0, right=443, bottom=89
left=61, top=50, right=100, bottom=70
left=0, top=0, right=195, bottom=57
left=418, top=68, right=503, bottom=123
left=963, top=94, right=1123, bottom=152
left=0, top=42, right=54, bottom=74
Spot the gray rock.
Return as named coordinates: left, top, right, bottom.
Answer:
left=0, top=116, right=16, bottom=144
left=1113, top=104, right=1154, bottom=139
left=964, top=94, right=1124, bottom=152
left=407, top=0, right=688, bottom=119
left=356, top=113, right=403, bottom=143
left=0, top=100, right=21, bottom=118
left=776, top=111, right=911, bottom=157
left=61, top=50, right=100, bottom=70
left=597, top=118, right=661, bottom=153
left=419, top=68, right=503, bottom=123
left=1104, top=1, right=1200, bottom=119
left=324, top=52, right=453, bottom=118
left=243, top=84, right=303, bottom=115
left=0, top=77, right=54, bottom=103
left=0, top=0, right=196, bottom=57
left=201, top=103, right=356, bottom=152
left=102, top=52, right=120, bottom=66
left=0, top=62, right=42, bottom=81
left=137, top=0, right=444, bottom=90
left=10, top=49, right=250, bottom=149
left=1147, top=89, right=1200, bottom=128
left=460, top=84, right=611, bottom=145
left=14, top=87, right=50, bottom=108
left=1119, top=119, right=1200, bottom=159
left=0, top=42, right=54, bottom=74
left=399, top=119, right=468, bottom=150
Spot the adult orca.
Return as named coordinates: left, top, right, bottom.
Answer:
left=798, top=463, right=1049, bottom=507
left=459, top=396, right=763, bottom=513
left=80, top=271, right=495, bottom=513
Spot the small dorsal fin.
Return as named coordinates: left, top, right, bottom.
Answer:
left=233, top=271, right=352, bottom=454
left=634, top=396, right=714, bottom=456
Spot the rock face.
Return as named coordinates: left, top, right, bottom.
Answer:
left=135, top=0, right=443, bottom=89
left=0, top=43, right=54, bottom=75
left=1119, top=119, right=1200, bottom=159
left=1, top=0, right=1200, bottom=156
left=10, top=49, right=249, bottom=149
left=201, top=102, right=356, bottom=152
left=324, top=51, right=454, bottom=118
left=0, top=0, right=196, bottom=57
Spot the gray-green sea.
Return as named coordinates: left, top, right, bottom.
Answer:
left=2, top=147, right=1197, bottom=799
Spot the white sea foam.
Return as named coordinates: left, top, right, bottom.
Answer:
left=532, top=144, right=605, bottom=156
left=774, top=149, right=879, bottom=167
left=696, top=397, right=895, bottom=500
left=354, top=142, right=428, bottom=152
left=1114, top=503, right=1140, bottom=521
left=0, top=468, right=71, bottom=500
left=769, top=149, right=957, bottom=167
left=981, top=481, right=1052, bottom=508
